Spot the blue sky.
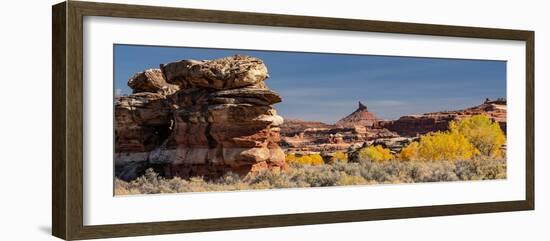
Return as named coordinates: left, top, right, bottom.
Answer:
left=114, top=44, right=506, bottom=123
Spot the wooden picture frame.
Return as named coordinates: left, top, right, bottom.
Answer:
left=52, top=1, right=534, bottom=240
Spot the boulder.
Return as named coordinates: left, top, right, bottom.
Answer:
left=128, top=69, right=179, bottom=95
left=160, top=55, right=269, bottom=90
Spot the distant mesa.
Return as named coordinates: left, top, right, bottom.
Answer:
left=335, top=101, right=381, bottom=128
left=280, top=102, right=400, bottom=155
left=280, top=98, right=507, bottom=156
left=380, top=98, right=507, bottom=137
left=280, top=119, right=334, bottom=137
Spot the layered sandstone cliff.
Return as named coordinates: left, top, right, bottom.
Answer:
left=280, top=104, right=399, bottom=154
left=115, top=56, right=286, bottom=180
left=381, top=98, right=507, bottom=137
left=279, top=99, right=506, bottom=155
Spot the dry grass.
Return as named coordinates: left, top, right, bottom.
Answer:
left=115, top=159, right=506, bottom=195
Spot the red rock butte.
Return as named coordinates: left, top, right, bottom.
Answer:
left=335, top=101, right=381, bottom=127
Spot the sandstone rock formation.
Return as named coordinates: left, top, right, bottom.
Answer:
left=160, top=55, right=269, bottom=90
left=336, top=101, right=381, bottom=127
left=128, top=69, right=180, bottom=95
left=280, top=119, right=334, bottom=137
left=381, top=98, right=507, bottom=137
left=280, top=116, right=399, bottom=154
left=279, top=98, right=507, bottom=156
left=371, top=137, right=418, bottom=154
left=115, top=55, right=286, bottom=180
left=279, top=102, right=404, bottom=155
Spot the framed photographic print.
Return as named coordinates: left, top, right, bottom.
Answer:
left=52, top=1, right=534, bottom=240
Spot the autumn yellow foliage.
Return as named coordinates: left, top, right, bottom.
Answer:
left=399, top=141, right=419, bottom=161
left=330, top=151, right=348, bottom=163
left=399, top=115, right=505, bottom=161
left=358, top=145, right=393, bottom=162
left=416, top=131, right=478, bottom=161
left=286, top=153, right=324, bottom=165
left=449, top=115, right=506, bottom=158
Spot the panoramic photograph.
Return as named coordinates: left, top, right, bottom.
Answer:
left=113, top=45, right=507, bottom=195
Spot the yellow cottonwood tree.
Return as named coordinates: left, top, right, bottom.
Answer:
left=398, top=115, right=505, bottom=161
left=399, top=141, right=419, bottom=161
left=358, top=145, right=393, bottom=162
left=286, top=153, right=324, bottom=165
left=449, top=115, right=506, bottom=158
left=330, top=151, right=348, bottom=163
left=415, top=131, right=478, bottom=161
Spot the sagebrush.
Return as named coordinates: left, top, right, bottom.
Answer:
left=115, top=159, right=506, bottom=195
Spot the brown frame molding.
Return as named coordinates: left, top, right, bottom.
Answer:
left=52, top=1, right=535, bottom=240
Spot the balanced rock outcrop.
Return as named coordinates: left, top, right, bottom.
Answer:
left=115, top=55, right=286, bottom=180
left=160, top=55, right=269, bottom=90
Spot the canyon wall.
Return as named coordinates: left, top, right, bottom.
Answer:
left=381, top=99, right=507, bottom=137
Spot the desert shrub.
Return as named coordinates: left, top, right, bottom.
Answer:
left=286, top=153, right=324, bottom=165
left=337, top=172, right=367, bottom=185
left=359, top=160, right=413, bottom=183
left=410, top=162, right=459, bottom=182
left=216, top=171, right=241, bottom=185
left=453, top=160, right=482, bottom=180
left=449, top=115, right=506, bottom=158
left=359, top=161, right=392, bottom=182
left=246, top=169, right=303, bottom=189
left=478, top=159, right=507, bottom=179
left=454, top=159, right=506, bottom=180
left=408, top=131, right=478, bottom=161
left=114, top=179, right=140, bottom=195
left=114, top=159, right=506, bottom=195
left=300, top=165, right=341, bottom=187
left=332, top=161, right=362, bottom=176
left=330, top=151, right=348, bottom=163
left=358, top=145, right=393, bottom=162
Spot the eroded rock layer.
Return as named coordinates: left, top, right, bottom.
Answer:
left=279, top=99, right=506, bottom=155
left=115, top=55, right=286, bottom=180
left=280, top=119, right=401, bottom=154
left=380, top=99, right=507, bottom=137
